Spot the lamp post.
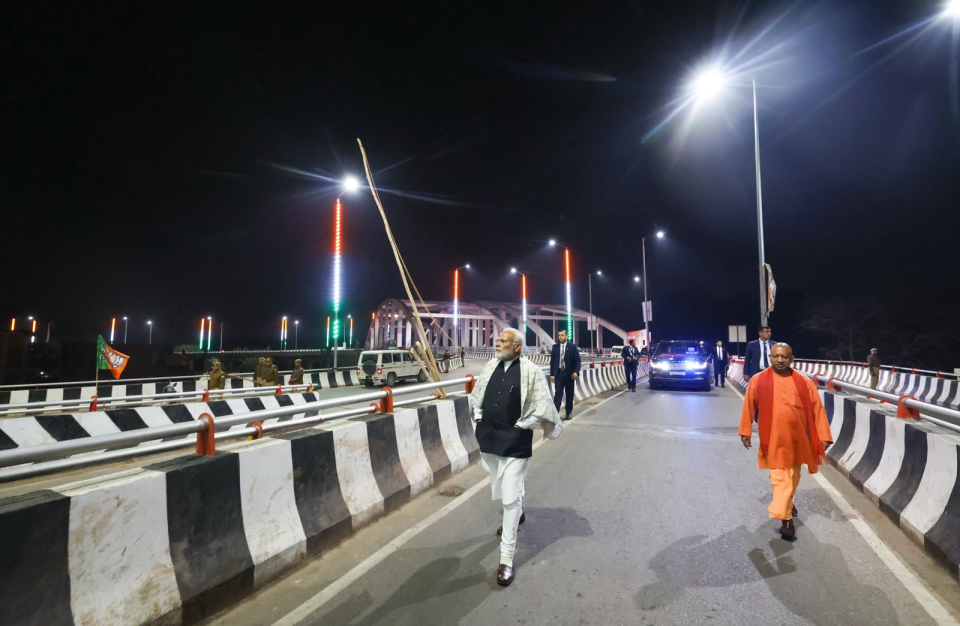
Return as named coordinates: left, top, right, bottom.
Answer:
left=123, top=316, right=128, bottom=344
left=206, top=316, right=213, bottom=351
left=219, top=322, right=224, bottom=351
left=332, top=176, right=360, bottom=369
left=453, top=264, right=470, bottom=347
left=348, top=315, right=353, bottom=348
left=147, top=320, right=153, bottom=345
left=294, top=320, right=299, bottom=350
left=510, top=268, right=529, bottom=338
left=641, top=231, right=665, bottom=351
left=588, top=270, right=602, bottom=354
left=690, top=67, right=767, bottom=325
left=549, top=240, right=574, bottom=343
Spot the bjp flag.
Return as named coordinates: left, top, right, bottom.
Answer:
left=97, top=335, right=130, bottom=379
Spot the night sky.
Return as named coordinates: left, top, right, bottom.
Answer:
left=4, top=1, right=959, bottom=358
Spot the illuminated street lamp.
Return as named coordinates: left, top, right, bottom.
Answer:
left=294, top=320, right=299, bottom=350
left=332, top=176, right=359, bottom=368
left=147, top=320, right=153, bottom=345
left=944, top=0, right=960, bottom=18
left=453, top=264, right=470, bottom=346
left=548, top=240, right=574, bottom=342
left=640, top=231, right=665, bottom=350
left=510, top=268, right=529, bottom=336
left=690, top=65, right=767, bottom=325
left=123, top=316, right=129, bottom=344
left=588, top=270, right=603, bottom=353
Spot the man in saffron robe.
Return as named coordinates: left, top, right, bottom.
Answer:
left=739, top=343, right=832, bottom=539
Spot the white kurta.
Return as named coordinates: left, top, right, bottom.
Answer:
left=468, top=356, right=562, bottom=564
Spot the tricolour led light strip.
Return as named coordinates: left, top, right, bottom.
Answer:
left=564, top=249, right=573, bottom=340
left=332, top=199, right=342, bottom=344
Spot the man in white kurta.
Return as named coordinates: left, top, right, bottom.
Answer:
left=469, top=328, right=562, bottom=586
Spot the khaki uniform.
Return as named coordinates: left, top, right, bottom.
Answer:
left=263, top=361, right=279, bottom=385
left=289, top=366, right=304, bottom=385
left=209, top=368, right=227, bottom=390
left=254, top=359, right=266, bottom=386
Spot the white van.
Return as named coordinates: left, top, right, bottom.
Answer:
left=357, top=350, right=427, bottom=387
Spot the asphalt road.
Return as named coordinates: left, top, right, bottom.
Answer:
left=205, top=382, right=960, bottom=626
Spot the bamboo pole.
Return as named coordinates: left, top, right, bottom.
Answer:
left=357, top=139, right=446, bottom=397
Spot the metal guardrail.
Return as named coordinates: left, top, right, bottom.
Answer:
left=806, top=372, right=960, bottom=434
left=0, top=376, right=478, bottom=483
left=0, top=383, right=315, bottom=416
left=0, top=366, right=353, bottom=392
left=795, top=358, right=959, bottom=380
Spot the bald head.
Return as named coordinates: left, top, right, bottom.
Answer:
left=770, top=343, right=794, bottom=374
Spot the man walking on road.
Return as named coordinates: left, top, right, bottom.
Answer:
left=867, top=348, right=881, bottom=390
left=621, top=339, right=641, bottom=392
left=712, top=340, right=730, bottom=388
left=739, top=343, right=833, bottom=539
left=469, top=328, right=563, bottom=587
left=744, top=326, right=772, bottom=380
left=550, top=329, right=581, bottom=419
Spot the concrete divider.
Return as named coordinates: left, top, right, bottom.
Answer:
left=818, top=389, right=960, bottom=578
left=0, top=395, right=483, bottom=625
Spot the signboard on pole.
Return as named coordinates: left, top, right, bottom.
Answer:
left=642, top=301, right=653, bottom=322
left=765, top=264, right=777, bottom=315
left=728, top=325, right=747, bottom=357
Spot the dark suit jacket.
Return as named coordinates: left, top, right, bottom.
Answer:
left=744, top=340, right=760, bottom=378
left=710, top=346, right=729, bottom=369
left=621, top=345, right=640, bottom=366
left=550, top=341, right=581, bottom=377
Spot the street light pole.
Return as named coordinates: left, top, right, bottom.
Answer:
left=294, top=320, right=299, bottom=350
left=147, top=321, right=153, bottom=345
left=753, top=79, right=768, bottom=326
left=588, top=272, right=594, bottom=354
left=642, top=238, right=649, bottom=350
left=219, top=322, right=224, bottom=351
left=123, top=317, right=128, bottom=344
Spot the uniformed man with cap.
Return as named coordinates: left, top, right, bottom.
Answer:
left=289, top=358, right=305, bottom=385
left=262, top=357, right=279, bottom=386
left=208, top=360, right=228, bottom=390
left=254, top=357, right=266, bottom=386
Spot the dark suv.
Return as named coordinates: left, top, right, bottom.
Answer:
left=648, top=340, right=711, bottom=391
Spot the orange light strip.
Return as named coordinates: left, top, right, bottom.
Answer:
left=521, top=273, right=527, bottom=299
left=564, top=248, right=571, bottom=283
left=454, top=269, right=459, bottom=301
left=31, top=319, right=37, bottom=333
left=9, top=318, right=15, bottom=331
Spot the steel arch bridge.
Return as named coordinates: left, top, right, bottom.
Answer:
left=365, top=299, right=628, bottom=351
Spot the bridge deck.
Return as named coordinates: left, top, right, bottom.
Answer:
left=203, top=385, right=960, bottom=625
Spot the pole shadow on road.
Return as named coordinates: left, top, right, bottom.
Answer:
left=634, top=518, right=901, bottom=625
left=312, top=507, right=591, bottom=625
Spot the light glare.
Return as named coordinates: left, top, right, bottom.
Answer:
left=692, top=67, right=726, bottom=99
left=945, top=0, right=960, bottom=18
left=656, top=231, right=665, bottom=239
left=343, top=176, right=360, bottom=193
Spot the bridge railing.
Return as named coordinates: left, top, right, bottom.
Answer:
left=0, top=382, right=315, bottom=417
left=0, top=376, right=479, bottom=483
left=727, top=357, right=960, bottom=433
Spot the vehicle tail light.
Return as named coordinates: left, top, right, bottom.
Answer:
left=378, top=368, right=382, bottom=375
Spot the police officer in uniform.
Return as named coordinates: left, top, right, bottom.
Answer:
left=208, top=359, right=228, bottom=390
left=263, top=357, right=279, bottom=386
left=289, top=358, right=305, bottom=385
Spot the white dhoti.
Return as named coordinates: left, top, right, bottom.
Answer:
left=481, top=452, right=530, bottom=566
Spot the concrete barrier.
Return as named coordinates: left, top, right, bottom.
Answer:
left=819, top=390, right=960, bottom=578
left=0, top=396, right=481, bottom=625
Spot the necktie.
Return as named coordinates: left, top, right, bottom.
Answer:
left=762, top=342, right=769, bottom=368
left=717, top=348, right=721, bottom=359
left=560, top=344, right=566, bottom=370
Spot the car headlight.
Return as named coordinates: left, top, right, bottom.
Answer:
left=696, top=361, right=709, bottom=369
left=654, top=362, right=669, bottom=371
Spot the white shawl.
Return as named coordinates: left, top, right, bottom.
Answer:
left=468, top=356, right=563, bottom=441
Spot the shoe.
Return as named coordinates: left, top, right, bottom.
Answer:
left=497, top=564, right=515, bottom=586
left=563, top=415, right=572, bottom=421
left=497, top=512, right=526, bottom=536
left=779, top=519, right=796, bottom=539
left=792, top=504, right=798, bottom=517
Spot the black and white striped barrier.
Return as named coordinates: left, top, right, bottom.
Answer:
left=819, top=390, right=960, bottom=578
left=0, top=397, right=482, bottom=625
left=793, top=360, right=960, bottom=411
left=0, top=369, right=361, bottom=408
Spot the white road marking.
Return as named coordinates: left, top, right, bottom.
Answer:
left=729, top=384, right=959, bottom=625
left=273, top=415, right=563, bottom=625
